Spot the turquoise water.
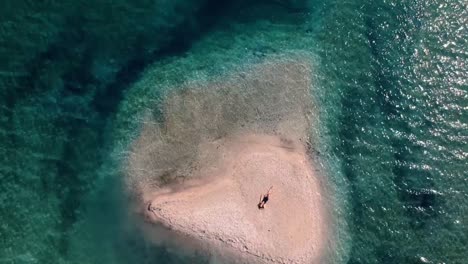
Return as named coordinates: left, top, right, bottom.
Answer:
left=1, top=1, right=466, bottom=263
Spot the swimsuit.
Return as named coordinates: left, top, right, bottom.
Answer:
left=258, top=194, right=269, bottom=209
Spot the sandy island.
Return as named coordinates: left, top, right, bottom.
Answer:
left=127, top=59, right=330, bottom=263
left=144, top=134, right=328, bottom=263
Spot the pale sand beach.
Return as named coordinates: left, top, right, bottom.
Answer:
left=143, top=134, right=328, bottom=263
left=126, top=59, right=330, bottom=263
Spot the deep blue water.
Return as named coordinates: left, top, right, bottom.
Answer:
left=0, top=1, right=466, bottom=263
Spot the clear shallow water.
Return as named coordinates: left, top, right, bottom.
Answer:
left=0, top=1, right=466, bottom=264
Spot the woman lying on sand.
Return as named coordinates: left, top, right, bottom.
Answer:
left=258, top=186, right=273, bottom=209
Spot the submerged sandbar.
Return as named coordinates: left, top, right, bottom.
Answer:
left=127, top=58, right=330, bottom=263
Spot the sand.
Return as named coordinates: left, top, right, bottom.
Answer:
left=126, top=59, right=330, bottom=263
left=144, top=134, right=328, bottom=263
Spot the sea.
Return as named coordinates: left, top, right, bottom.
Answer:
left=0, top=1, right=466, bottom=263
